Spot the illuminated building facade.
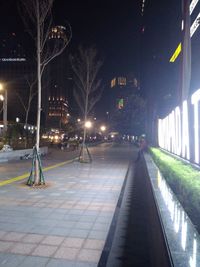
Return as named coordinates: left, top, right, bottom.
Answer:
left=43, top=25, right=70, bottom=128
left=157, top=0, right=200, bottom=154
left=110, top=73, right=139, bottom=111
left=169, top=0, right=200, bottom=101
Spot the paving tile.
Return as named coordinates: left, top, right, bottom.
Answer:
left=31, top=244, right=58, bottom=257
left=49, top=227, right=70, bottom=236
left=19, top=255, right=49, bottom=267
left=69, top=229, right=89, bottom=239
left=0, top=241, right=14, bottom=252
left=22, top=234, right=45, bottom=244
left=88, top=230, right=108, bottom=240
left=10, top=243, right=36, bottom=255
left=77, top=248, right=102, bottom=263
left=3, top=232, right=25, bottom=241
left=30, top=226, right=53, bottom=235
left=74, top=262, right=97, bottom=267
left=84, top=239, right=105, bottom=250
left=75, top=222, right=94, bottom=230
left=92, top=222, right=110, bottom=231
left=79, top=216, right=97, bottom=223
left=64, top=215, right=81, bottom=221
left=62, top=237, right=85, bottom=248
left=41, top=235, right=64, bottom=246
left=0, top=253, right=25, bottom=267
left=54, top=247, right=79, bottom=260
left=46, top=258, right=76, bottom=267
left=0, top=230, right=7, bottom=238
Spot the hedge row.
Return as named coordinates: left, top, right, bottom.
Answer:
left=150, top=147, right=200, bottom=230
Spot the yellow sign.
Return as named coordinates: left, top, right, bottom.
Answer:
left=169, top=42, right=182, bottom=62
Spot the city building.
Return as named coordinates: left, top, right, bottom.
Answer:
left=43, top=25, right=71, bottom=129
left=110, top=73, right=139, bottom=111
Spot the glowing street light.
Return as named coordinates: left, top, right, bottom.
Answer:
left=85, top=121, right=92, bottom=128
left=100, top=125, right=106, bottom=132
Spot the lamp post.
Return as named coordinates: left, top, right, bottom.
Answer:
left=0, top=83, right=7, bottom=133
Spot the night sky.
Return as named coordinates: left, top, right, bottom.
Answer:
left=1, top=0, right=141, bottom=76
left=0, top=0, right=178, bottom=119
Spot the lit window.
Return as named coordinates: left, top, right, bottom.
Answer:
left=117, top=99, right=124, bottom=109
left=118, top=77, right=126, bottom=86
left=111, top=78, right=116, bottom=88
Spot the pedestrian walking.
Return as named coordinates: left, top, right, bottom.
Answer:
left=135, top=137, right=147, bottom=162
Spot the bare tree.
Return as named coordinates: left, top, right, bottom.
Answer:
left=15, top=75, right=37, bottom=148
left=70, top=46, right=103, bottom=162
left=16, top=76, right=37, bottom=128
left=19, top=0, right=72, bottom=184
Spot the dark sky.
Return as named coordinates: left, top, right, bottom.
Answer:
left=0, top=0, right=142, bottom=78
left=0, top=0, right=143, bottom=118
left=0, top=0, right=179, bottom=119
left=53, top=0, right=142, bottom=78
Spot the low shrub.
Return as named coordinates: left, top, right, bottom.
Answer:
left=150, top=147, right=200, bottom=231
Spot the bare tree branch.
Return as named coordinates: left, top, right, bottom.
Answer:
left=19, top=0, right=71, bottom=185
left=70, top=46, right=104, bottom=152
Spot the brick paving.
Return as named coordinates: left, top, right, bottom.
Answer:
left=0, top=143, right=132, bottom=267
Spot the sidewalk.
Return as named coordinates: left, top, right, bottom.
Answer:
left=0, top=143, right=133, bottom=267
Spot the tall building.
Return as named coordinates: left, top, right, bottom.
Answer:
left=43, top=25, right=71, bottom=129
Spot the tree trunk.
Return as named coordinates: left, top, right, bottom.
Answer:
left=81, top=60, right=90, bottom=161
left=35, top=0, right=41, bottom=185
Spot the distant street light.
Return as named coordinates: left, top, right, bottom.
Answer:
left=0, top=83, right=7, bottom=133
left=100, top=125, right=106, bottom=132
left=85, top=121, right=92, bottom=128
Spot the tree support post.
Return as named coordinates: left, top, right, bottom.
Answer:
left=79, top=143, right=92, bottom=163
left=27, top=146, right=45, bottom=186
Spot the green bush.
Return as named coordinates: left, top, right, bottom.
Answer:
left=150, top=147, right=200, bottom=230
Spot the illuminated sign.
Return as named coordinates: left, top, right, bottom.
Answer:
left=170, top=42, right=182, bottom=62
left=190, top=0, right=199, bottom=15
left=0, top=58, right=26, bottom=62
left=117, top=98, right=124, bottom=109
left=190, top=11, right=200, bottom=37
left=158, top=88, right=200, bottom=164
left=169, top=0, right=200, bottom=62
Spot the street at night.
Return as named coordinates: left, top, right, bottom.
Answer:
left=1, top=0, right=200, bottom=266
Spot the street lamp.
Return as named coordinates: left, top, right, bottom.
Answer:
left=100, top=125, right=106, bottom=132
left=85, top=121, right=92, bottom=128
left=0, top=83, right=7, bottom=133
